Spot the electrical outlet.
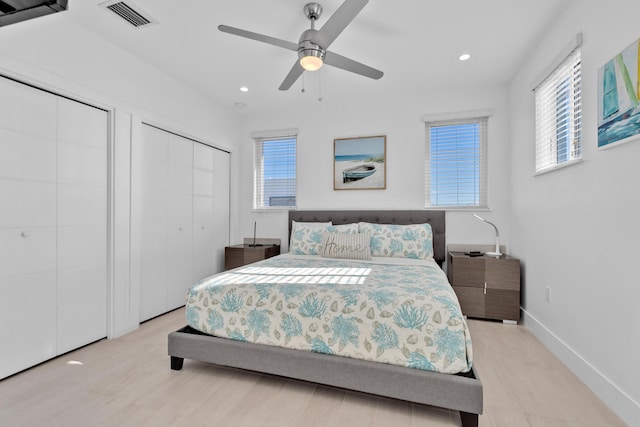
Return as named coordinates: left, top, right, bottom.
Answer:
left=545, top=286, right=551, bottom=303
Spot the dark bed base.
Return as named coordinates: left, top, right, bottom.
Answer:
left=169, top=326, right=482, bottom=427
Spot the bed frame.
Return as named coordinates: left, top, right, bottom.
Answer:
left=168, top=210, right=483, bottom=426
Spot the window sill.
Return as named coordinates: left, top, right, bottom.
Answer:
left=252, top=207, right=296, bottom=212
left=534, top=157, right=583, bottom=177
left=424, top=206, right=490, bottom=212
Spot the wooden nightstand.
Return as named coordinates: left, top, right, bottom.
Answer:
left=447, top=249, right=520, bottom=323
left=224, top=243, right=280, bottom=270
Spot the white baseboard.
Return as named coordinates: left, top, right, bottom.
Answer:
left=521, top=309, right=639, bottom=427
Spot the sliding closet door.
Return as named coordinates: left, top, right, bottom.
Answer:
left=192, top=143, right=216, bottom=282
left=0, top=78, right=58, bottom=378
left=212, top=148, right=230, bottom=272
left=166, top=134, right=193, bottom=310
left=134, top=125, right=229, bottom=321
left=0, top=77, right=108, bottom=378
left=136, top=126, right=195, bottom=319
left=56, top=98, right=108, bottom=354
left=137, top=125, right=170, bottom=322
left=192, top=144, right=230, bottom=280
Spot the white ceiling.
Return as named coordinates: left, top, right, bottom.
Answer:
left=66, top=0, right=570, bottom=115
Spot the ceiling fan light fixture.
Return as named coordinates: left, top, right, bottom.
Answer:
left=300, top=53, right=324, bottom=71
left=298, top=26, right=325, bottom=71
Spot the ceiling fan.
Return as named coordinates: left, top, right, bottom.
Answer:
left=218, top=0, right=384, bottom=91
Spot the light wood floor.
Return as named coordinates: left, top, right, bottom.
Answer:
left=0, top=308, right=626, bottom=427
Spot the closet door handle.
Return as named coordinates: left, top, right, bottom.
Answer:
left=484, top=282, right=487, bottom=295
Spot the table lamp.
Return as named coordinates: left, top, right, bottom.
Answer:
left=471, top=213, right=502, bottom=256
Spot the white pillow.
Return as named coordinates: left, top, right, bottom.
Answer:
left=289, top=220, right=332, bottom=255
left=358, top=222, right=434, bottom=260
left=321, top=230, right=372, bottom=260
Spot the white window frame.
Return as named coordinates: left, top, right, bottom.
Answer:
left=251, top=128, right=298, bottom=210
left=533, top=34, right=583, bottom=175
left=423, top=110, right=491, bottom=210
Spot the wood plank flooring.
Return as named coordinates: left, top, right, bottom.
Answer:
left=0, top=309, right=626, bottom=426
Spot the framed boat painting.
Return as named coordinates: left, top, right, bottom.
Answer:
left=334, top=135, right=386, bottom=190
left=598, top=38, right=640, bottom=149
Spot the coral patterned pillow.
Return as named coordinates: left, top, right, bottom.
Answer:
left=358, top=222, right=433, bottom=260
left=289, top=221, right=332, bottom=255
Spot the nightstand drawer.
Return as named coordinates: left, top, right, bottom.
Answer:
left=225, top=244, right=280, bottom=270
left=451, top=257, right=485, bottom=288
left=486, top=259, right=520, bottom=290
left=452, top=286, right=484, bottom=318
left=485, top=289, right=520, bottom=321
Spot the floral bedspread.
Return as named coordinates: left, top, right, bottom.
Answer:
left=185, top=255, right=473, bottom=374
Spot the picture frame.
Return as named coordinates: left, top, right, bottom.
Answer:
left=334, top=135, right=386, bottom=190
left=597, top=38, right=640, bottom=149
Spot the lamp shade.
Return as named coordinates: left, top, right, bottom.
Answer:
left=300, top=54, right=323, bottom=71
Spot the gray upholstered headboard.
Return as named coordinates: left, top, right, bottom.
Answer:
left=288, top=210, right=446, bottom=265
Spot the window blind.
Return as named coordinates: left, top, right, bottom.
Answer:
left=253, top=136, right=297, bottom=209
left=534, top=48, right=582, bottom=173
left=425, top=117, right=488, bottom=208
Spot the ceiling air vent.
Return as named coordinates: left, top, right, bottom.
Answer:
left=100, top=0, right=156, bottom=28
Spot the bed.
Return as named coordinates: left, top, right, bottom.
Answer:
left=168, top=210, right=483, bottom=426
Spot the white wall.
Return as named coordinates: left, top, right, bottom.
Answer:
left=0, top=14, right=240, bottom=337
left=236, top=84, right=512, bottom=254
left=508, top=1, right=640, bottom=424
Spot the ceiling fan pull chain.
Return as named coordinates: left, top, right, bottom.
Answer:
left=301, top=72, right=306, bottom=93
left=318, top=69, right=323, bottom=102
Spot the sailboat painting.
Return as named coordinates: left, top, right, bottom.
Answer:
left=597, top=38, right=640, bottom=148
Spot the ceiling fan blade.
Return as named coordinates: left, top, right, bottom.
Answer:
left=218, top=25, right=298, bottom=52
left=312, top=0, right=368, bottom=49
left=324, top=51, right=383, bottom=80
left=279, top=61, right=305, bottom=91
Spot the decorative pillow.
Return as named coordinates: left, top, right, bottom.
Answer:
left=321, top=231, right=372, bottom=260
left=326, top=223, right=359, bottom=234
left=289, top=221, right=332, bottom=255
left=358, top=222, right=434, bottom=260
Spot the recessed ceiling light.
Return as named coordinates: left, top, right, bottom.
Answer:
left=458, top=53, right=471, bottom=61
left=240, top=86, right=249, bottom=92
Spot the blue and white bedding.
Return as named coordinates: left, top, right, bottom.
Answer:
left=185, top=254, right=473, bottom=374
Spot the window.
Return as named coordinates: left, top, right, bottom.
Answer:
left=424, top=115, right=488, bottom=208
left=253, top=132, right=297, bottom=209
left=534, top=46, right=582, bottom=173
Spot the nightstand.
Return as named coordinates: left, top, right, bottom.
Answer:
left=447, top=249, right=520, bottom=323
left=224, top=243, right=280, bottom=270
